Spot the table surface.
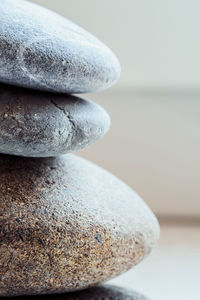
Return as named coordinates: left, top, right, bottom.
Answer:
left=109, top=221, right=200, bottom=300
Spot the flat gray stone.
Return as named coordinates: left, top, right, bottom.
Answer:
left=0, top=154, right=159, bottom=297
left=0, top=0, right=120, bottom=93
left=69, top=286, right=150, bottom=300
left=0, top=83, right=110, bottom=157
left=11, top=285, right=150, bottom=299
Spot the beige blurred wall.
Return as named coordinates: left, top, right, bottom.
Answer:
left=78, top=91, right=200, bottom=217
left=30, top=0, right=200, bottom=217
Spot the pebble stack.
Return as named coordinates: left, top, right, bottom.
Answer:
left=0, top=0, right=159, bottom=299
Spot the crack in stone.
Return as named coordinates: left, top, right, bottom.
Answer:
left=50, top=99, right=79, bottom=148
left=50, top=99, right=76, bottom=132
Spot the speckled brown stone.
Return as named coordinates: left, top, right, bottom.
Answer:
left=6, top=285, right=150, bottom=299
left=0, top=154, right=159, bottom=297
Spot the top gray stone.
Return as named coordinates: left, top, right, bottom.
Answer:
left=0, top=0, right=120, bottom=94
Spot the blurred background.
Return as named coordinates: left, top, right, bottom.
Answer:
left=31, top=1, right=200, bottom=299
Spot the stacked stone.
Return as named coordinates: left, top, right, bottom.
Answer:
left=0, top=0, right=159, bottom=299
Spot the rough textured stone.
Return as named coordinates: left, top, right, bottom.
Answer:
left=0, top=0, right=120, bottom=94
left=0, top=84, right=110, bottom=157
left=11, top=285, right=150, bottom=299
left=0, top=154, right=159, bottom=297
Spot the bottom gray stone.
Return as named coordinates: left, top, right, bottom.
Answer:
left=10, top=285, right=150, bottom=299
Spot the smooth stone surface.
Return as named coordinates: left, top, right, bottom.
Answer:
left=10, top=285, right=150, bottom=300
left=0, top=0, right=120, bottom=94
left=0, top=84, right=110, bottom=157
left=0, top=154, right=159, bottom=297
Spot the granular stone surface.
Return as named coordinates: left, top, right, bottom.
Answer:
left=8, top=285, right=150, bottom=299
left=0, top=83, right=110, bottom=157
left=0, top=0, right=120, bottom=93
left=0, top=154, right=159, bottom=297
